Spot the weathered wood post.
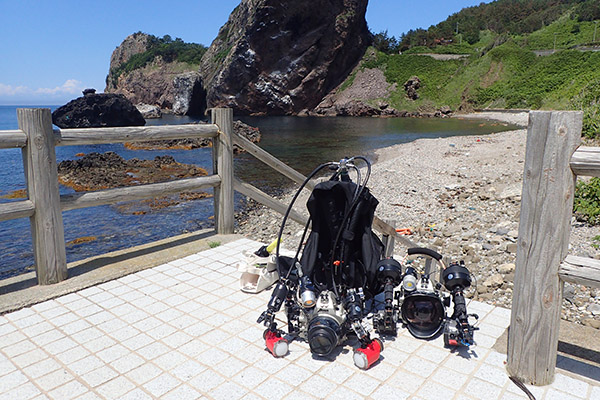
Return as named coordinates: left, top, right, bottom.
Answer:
left=211, top=108, right=235, bottom=234
left=18, top=108, right=68, bottom=284
left=507, top=111, right=582, bottom=385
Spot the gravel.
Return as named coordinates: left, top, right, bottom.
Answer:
left=235, top=112, right=600, bottom=328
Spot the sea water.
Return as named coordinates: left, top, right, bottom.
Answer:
left=0, top=106, right=517, bottom=279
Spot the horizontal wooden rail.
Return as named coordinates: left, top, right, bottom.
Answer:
left=559, top=255, right=600, bottom=287
left=54, top=124, right=219, bottom=146
left=0, top=200, right=35, bottom=222
left=570, top=146, right=600, bottom=177
left=233, top=178, right=308, bottom=226
left=233, top=132, right=315, bottom=190
left=60, top=175, right=221, bottom=211
left=0, top=130, right=27, bottom=149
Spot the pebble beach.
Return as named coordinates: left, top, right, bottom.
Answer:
left=236, top=111, right=600, bottom=329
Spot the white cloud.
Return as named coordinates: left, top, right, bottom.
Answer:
left=35, top=79, right=83, bottom=95
left=0, top=79, right=84, bottom=97
left=0, top=83, right=29, bottom=96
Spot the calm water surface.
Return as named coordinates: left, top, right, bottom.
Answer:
left=0, top=106, right=516, bottom=278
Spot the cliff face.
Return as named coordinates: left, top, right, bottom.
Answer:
left=198, top=0, right=370, bottom=115
left=105, top=33, right=205, bottom=115
left=105, top=33, right=151, bottom=93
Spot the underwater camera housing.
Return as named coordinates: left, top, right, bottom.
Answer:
left=258, top=157, right=384, bottom=368
left=375, top=248, right=479, bottom=346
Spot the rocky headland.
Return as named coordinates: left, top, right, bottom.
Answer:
left=235, top=111, right=600, bottom=329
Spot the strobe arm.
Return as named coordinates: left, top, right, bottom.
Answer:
left=258, top=282, right=289, bottom=329
left=451, top=288, right=478, bottom=346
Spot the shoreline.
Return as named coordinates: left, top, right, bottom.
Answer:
left=236, top=110, right=600, bottom=329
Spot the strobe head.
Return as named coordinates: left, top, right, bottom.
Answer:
left=442, top=262, right=471, bottom=291
left=376, top=258, right=402, bottom=285
left=307, top=315, right=342, bottom=357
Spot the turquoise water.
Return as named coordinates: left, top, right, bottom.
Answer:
left=0, top=106, right=516, bottom=279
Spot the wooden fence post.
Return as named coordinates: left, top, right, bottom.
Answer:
left=18, top=108, right=67, bottom=284
left=211, top=108, right=234, bottom=234
left=507, top=111, right=582, bottom=385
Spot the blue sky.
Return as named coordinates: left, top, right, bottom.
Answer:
left=0, top=1, right=488, bottom=105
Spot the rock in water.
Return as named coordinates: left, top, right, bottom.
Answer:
left=136, top=103, right=162, bottom=119
left=52, top=93, right=145, bottom=128
left=198, top=0, right=370, bottom=115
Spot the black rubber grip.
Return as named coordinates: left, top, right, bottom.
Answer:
left=407, top=247, right=443, bottom=260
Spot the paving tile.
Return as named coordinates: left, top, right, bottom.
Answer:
left=54, top=345, right=91, bottom=365
left=171, top=359, right=207, bottom=382
left=30, top=329, right=65, bottom=347
left=10, top=348, right=48, bottom=369
left=318, top=362, right=355, bottom=384
left=209, top=381, right=248, bottom=400
left=2, top=338, right=37, bottom=358
left=36, top=368, right=74, bottom=391
left=325, top=386, right=364, bottom=400
left=386, top=369, right=425, bottom=393
left=550, top=373, right=590, bottom=399
left=47, top=380, right=88, bottom=400
left=21, top=357, right=61, bottom=379
left=401, top=356, right=438, bottom=378
left=125, top=362, right=163, bottom=385
left=343, top=372, right=382, bottom=396
left=81, top=365, right=119, bottom=387
left=0, top=381, right=41, bottom=400
left=68, top=355, right=105, bottom=376
left=545, top=388, right=584, bottom=400
left=161, top=384, right=202, bottom=400
left=153, top=350, right=189, bottom=371
left=188, top=368, right=226, bottom=392
left=142, top=372, right=181, bottom=397
left=462, top=377, right=503, bottom=400
left=96, top=376, right=136, bottom=399
left=110, top=353, right=146, bottom=374
left=21, top=321, right=53, bottom=338
left=254, top=377, right=294, bottom=400
left=299, top=375, right=336, bottom=398
left=0, top=370, right=28, bottom=392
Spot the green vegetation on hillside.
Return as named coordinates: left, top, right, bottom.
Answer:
left=107, top=33, right=207, bottom=87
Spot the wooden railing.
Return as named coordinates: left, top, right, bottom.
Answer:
left=0, top=108, right=234, bottom=285
left=0, top=107, right=407, bottom=287
left=507, top=111, right=600, bottom=385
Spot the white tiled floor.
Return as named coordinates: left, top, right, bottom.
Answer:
left=0, top=238, right=598, bottom=399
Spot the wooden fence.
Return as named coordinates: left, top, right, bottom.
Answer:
left=0, top=107, right=406, bottom=286
left=507, top=111, right=600, bottom=385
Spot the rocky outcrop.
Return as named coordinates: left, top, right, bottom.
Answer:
left=198, top=0, right=370, bottom=115
left=136, top=103, right=162, bottom=118
left=57, top=152, right=207, bottom=191
left=52, top=92, right=145, bottom=128
left=106, top=33, right=151, bottom=93
left=173, top=72, right=206, bottom=116
left=106, top=33, right=204, bottom=115
left=404, top=76, right=421, bottom=100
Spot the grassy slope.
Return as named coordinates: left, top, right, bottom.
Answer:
left=344, top=15, right=600, bottom=135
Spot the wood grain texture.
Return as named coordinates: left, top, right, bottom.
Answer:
left=211, top=109, right=234, bottom=234
left=559, top=255, right=600, bottom=287
left=18, top=108, right=68, bottom=285
left=507, top=111, right=582, bottom=385
left=0, top=130, right=27, bottom=148
left=570, top=146, right=600, bottom=177
left=60, top=175, right=221, bottom=211
left=0, top=200, right=35, bottom=221
left=54, top=124, right=218, bottom=146
left=234, top=178, right=308, bottom=225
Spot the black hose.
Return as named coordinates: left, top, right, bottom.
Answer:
left=328, top=157, right=372, bottom=298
